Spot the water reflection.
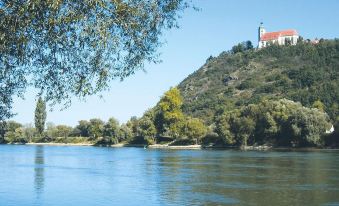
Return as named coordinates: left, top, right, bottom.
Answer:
left=1, top=145, right=339, bottom=206
left=34, top=146, right=45, bottom=197
left=145, top=150, right=339, bottom=206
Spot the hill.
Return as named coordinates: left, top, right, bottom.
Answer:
left=178, top=39, right=339, bottom=125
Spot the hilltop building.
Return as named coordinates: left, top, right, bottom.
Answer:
left=258, top=23, right=299, bottom=48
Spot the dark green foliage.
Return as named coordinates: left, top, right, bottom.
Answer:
left=138, top=110, right=157, bottom=143
left=34, top=97, right=47, bottom=136
left=231, top=41, right=254, bottom=54
left=215, top=99, right=331, bottom=147
left=0, top=121, right=7, bottom=143
left=75, top=120, right=90, bottom=137
left=178, top=39, right=339, bottom=124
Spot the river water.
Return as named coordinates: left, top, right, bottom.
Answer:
left=0, top=145, right=338, bottom=206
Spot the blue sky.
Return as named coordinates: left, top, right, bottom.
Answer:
left=11, top=0, right=339, bottom=126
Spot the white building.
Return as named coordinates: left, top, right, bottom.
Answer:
left=258, top=23, right=299, bottom=48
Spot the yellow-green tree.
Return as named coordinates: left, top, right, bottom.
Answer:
left=155, top=87, right=184, bottom=138
left=312, top=100, right=325, bottom=112
left=182, top=117, right=207, bottom=144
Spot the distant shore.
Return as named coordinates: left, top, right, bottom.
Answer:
left=19, top=142, right=203, bottom=149
left=25, top=142, right=94, bottom=146
left=4, top=142, right=338, bottom=150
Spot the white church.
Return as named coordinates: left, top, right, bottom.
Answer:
left=258, top=23, right=299, bottom=48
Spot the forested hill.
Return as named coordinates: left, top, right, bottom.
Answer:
left=178, top=39, right=339, bottom=124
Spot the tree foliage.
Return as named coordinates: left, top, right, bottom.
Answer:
left=138, top=110, right=157, bottom=142
left=34, top=97, right=47, bottom=135
left=0, top=0, right=190, bottom=120
left=181, top=117, right=207, bottom=143
left=88, top=118, right=105, bottom=139
left=155, top=87, right=184, bottom=137
left=215, top=99, right=331, bottom=147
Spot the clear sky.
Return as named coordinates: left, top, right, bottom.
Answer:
left=11, top=0, right=339, bottom=126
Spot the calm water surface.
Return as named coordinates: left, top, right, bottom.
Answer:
left=0, top=145, right=339, bottom=206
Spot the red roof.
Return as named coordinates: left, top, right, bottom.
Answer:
left=261, top=29, right=298, bottom=41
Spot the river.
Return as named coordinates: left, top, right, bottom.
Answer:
left=0, top=145, right=338, bottom=205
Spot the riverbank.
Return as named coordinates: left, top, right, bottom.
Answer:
left=18, top=142, right=202, bottom=149
left=25, top=142, right=94, bottom=146
left=4, top=142, right=338, bottom=151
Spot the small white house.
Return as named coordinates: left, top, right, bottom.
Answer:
left=258, top=23, right=299, bottom=48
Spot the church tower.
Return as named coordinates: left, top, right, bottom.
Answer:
left=258, top=22, right=266, bottom=42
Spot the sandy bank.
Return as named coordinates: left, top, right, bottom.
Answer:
left=148, top=144, right=202, bottom=149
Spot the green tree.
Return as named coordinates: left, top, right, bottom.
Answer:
left=45, top=122, right=58, bottom=140
left=56, top=125, right=73, bottom=138
left=0, top=0, right=190, bottom=120
left=155, top=87, right=185, bottom=138
left=0, top=121, right=7, bottom=143
left=34, top=97, right=47, bottom=136
left=23, top=123, right=36, bottom=143
left=118, top=124, right=133, bottom=142
left=5, top=127, right=26, bottom=143
left=126, top=116, right=140, bottom=137
left=215, top=99, right=331, bottom=147
left=182, top=117, right=207, bottom=144
left=76, top=120, right=90, bottom=137
left=139, top=110, right=157, bottom=143
left=2, top=121, right=24, bottom=143
left=215, top=110, right=239, bottom=145
left=312, top=100, right=325, bottom=112
left=234, top=117, right=255, bottom=146
left=103, top=118, right=120, bottom=143
left=88, top=118, right=104, bottom=139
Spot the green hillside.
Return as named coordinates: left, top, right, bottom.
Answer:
left=178, top=39, right=339, bottom=125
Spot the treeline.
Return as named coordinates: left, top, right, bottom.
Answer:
left=0, top=87, right=337, bottom=147
left=2, top=39, right=339, bottom=148
left=215, top=99, right=335, bottom=147
left=0, top=118, right=131, bottom=144
left=0, top=87, right=208, bottom=146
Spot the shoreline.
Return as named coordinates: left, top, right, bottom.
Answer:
left=3, top=142, right=338, bottom=151
left=24, top=142, right=94, bottom=146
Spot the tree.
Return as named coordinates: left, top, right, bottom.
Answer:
left=182, top=117, right=207, bottom=144
left=215, top=110, right=238, bottom=145
left=126, top=116, right=140, bottom=137
left=118, top=124, right=133, bottom=142
left=231, top=41, right=253, bottom=54
left=2, top=121, right=24, bottom=143
left=234, top=117, right=255, bottom=146
left=88, top=118, right=104, bottom=139
left=0, top=0, right=190, bottom=120
left=76, top=120, right=90, bottom=137
left=56, top=125, right=73, bottom=138
left=155, top=87, right=184, bottom=138
left=215, top=99, right=331, bottom=147
left=0, top=121, right=7, bottom=143
left=103, top=118, right=120, bottom=143
left=5, top=127, right=26, bottom=143
left=34, top=97, right=47, bottom=136
left=245, top=41, right=254, bottom=50
left=138, top=110, right=157, bottom=143
left=312, top=100, right=325, bottom=112
left=45, top=122, right=58, bottom=140
left=23, top=123, right=36, bottom=143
